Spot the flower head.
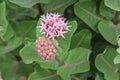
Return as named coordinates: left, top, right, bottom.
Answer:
left=38, top=13, right=69, bottom=39
left=36, top=37, right=57, bottom=62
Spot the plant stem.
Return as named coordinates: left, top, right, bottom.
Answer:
left=0, top=36, right=7, bottom=47
left=113, top=11, right=120, bottom=25
left=71, top=75, right=81, bottom=80
left=36, top=3, right=43, bottom=19
left=55, top=56, right=64, bottom=66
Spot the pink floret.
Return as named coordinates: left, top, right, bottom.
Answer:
left=38, top=13, right=70, bottom=39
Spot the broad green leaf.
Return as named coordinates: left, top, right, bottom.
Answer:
left=0, top=37, right=22, bottom=55
left=95, top=46, right=119, bottom=80
left=114, top=55, right=120, bottom=64
left=11, top=21, right=37, bottom=41
left=0, top=55, right=33, bottom=80
left=20, top=42, right=41, bottom=64
left=57, top=47, right=91, bottom=80
left=0, top=2, right=8, bottom=36
left=38, top=60, right=59, bottom=70
left=16, top=62, right=34, bottom=77
left=95, top=73, right=105, bottom=80
left=2, top=24, right=14, bottom=41
left=70, top=29, right=92, bottom=49
left=104, top=0, right=120, bottom=11
left=75, top=72, right=91, bottom=80
left=98, top=21, right=120, bottom=45
left=0, top=24, right=14, bottom=45
left=116, top=48, right=120, bottom=54
left=0, top=54, right=17, bottom=80
left=9, top=0, right=50, bottom=8
left=57, top=21, right=77, bottom=59
left=6, top=5, right=37, bottom=21
left=100, top=1, right=115, bottom=20
left=74, top=1, right=104, bottom=32
left=36, top=18, right=44, bottom=38
left=43, top=0, right=77, bottom=13
left=28, top=65, right=61, bottom=80
left=0, top=0, right=3, bottom=3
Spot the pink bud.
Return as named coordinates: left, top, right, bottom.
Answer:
left=36, top=37, right=57, bottom=62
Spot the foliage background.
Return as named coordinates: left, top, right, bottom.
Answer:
left=0, top=0, right=120, bottom=80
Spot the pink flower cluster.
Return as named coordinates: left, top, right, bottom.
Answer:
left=36, top=37, right=57, bottom=62
left=38, top=13, right=69, bottom=39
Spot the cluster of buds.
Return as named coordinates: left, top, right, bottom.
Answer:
left=36, top=13, right=69, bottom=62
left=36, top=37, right=57, bottom=62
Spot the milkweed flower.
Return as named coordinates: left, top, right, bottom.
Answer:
left=38, top=13, right=70, bottom=39
left=36, top=37, right=57, bottom=62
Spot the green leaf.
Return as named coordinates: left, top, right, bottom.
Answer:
left=114, top=55, right=120, bottom=64
left=57, top=21, right=77, bottom=59
left=38, top=60, right=59, bottom=70
left=0, top=54, right=17, bottom=80
left=20, top=42, right=41, bottom=64
left=74, top=1, right=104, bottom=32
left=43, top=0, right=77, bottom=13
left=95, top=73, right=105, bottom=80
left=0, top=54, right=33, bottom=80
left=28, top=65, right=61, bottom=80
left=0, top=2, right=8, bottom=36
left=0, top=24, right=14, bottom=45
left=16, top=62, right=34, bottom=77
left=8, top=0, right=50, bottom=8
left=104, top=0, right=120, bottom=11
left=6, top=5, right=37, bottom=21
left=11, top=21, right=37, bottom=41
left=100, top=1, right=115, bottom=20
left=76, top=72, right=91, bottom=80
left=2, top=24, right=14, bottom=41
left=36, top=18, right=43, bottom=38
left=0, top=0, right=3, bottom=3
left=98, top=21, right=120, bottom=45
left=116, top=48, right=120, bottom=54
left=70, top=29, right=92, bottom=49
left=57, top=47, right=91, bottom=80
left=0, top=37, right=22, bottom=55
left=95, top=46, right=119, bottom=80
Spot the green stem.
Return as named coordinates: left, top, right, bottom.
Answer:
left=0, top=36, right=7, bottom=47
left=71, top=75, right=81, bottom=80
left=113, top=11, right=120, bottom=25
left=55, top=56, right=64, bottom=66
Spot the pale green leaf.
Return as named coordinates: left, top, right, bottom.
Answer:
left=0, top=2, right=8, bottom=36
left=57, top=47, right=91, bottom=80
left=114, top=55, right=120, bottom=64
left=104, top=0, right=120, bottom=11
left=98, top=21, right=120, bottom=45
left=0, top=37, right=22, bottom=55
left=70, top=29, right=92, bottom=49
left=57, top=21, right=77, bottom=60
left=28, top=65, right=61, bottom=80
left=95, top=46, right=119, bottom=80
left=20, top=42, right=41, bottom=64
left=74, top=1, right=104, bottom=32
left=9, top=0, right=50, bottom=8
left=43, top=0, right=77, bottom=13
